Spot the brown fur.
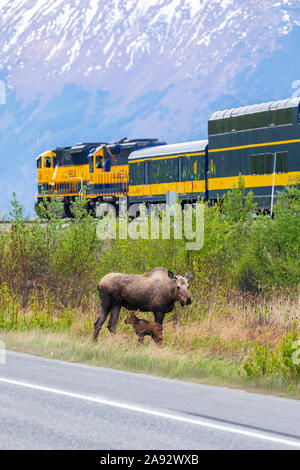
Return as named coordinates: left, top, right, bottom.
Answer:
left=94, top=267, right=191, bottom=340
left=125, top=310, right=165, bottom=346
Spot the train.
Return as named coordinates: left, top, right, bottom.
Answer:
left=36, top=97, right=300, bottom=216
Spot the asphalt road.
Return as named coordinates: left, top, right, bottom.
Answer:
left=0, top=350, right=299, bottom=450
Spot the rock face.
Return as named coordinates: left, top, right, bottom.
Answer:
left=0, top=0, right=299, bottom=212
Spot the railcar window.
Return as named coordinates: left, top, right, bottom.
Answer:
left=215, top=119, right=224, bottom=134
left=265, top=153, right=272, bottom=174
left=237, top=115, right=245, bottom=131
left=181, top=155, right=203, bottom=181
left=148, top=158, right=179, bottom=183
left=276, top=109, right=286, bottom=125
left=286, top=107, right=293, bottom=124
left=251, top=151, right=288, bottom=175
left=245, top=113, right=253, bottom=130
left=130, top=162, right=145, bottom=185
left=251, top=155, right=257, bottom=175
left=252, top=113, right=261, bottom=129
left=276, top=151, right=288, bottom=173
left=259, top=111, right=268, bottom=128
left=210, top=106, right=293, bottom=135
left=230, top=116, right=237, bottom=131
left=276, top=152, right=283, bottom=173
left=270, top=109, right=276, bottom=126
left=208, top=121, right=215, bottom=135
left=284, top=151, right=288, bottom=172
left=257, top=154, right=264, bottom=174
left=223, top=118, right=230, bottom=132
left=166, top=158, right=179, bottom=181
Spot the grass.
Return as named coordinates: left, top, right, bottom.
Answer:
left=1, top=292, right=300, bottom=400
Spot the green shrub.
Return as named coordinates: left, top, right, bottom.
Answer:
left=243, top=323, right=300, bottom=381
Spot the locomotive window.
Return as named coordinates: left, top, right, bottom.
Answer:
left=37, top=158, right=42, bottom=169
left=95, top=156, right=102, bottom=169
left=44, top=157, right=51, bottom=168
left=53, top=156, right=57, bottom=167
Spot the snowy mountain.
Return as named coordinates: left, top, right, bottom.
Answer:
left=0, top=0, right=300, bottom=213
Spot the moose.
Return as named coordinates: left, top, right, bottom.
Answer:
left=94, top=267, right=191, bottom=341
left=124, top=310, right=165, bottom=345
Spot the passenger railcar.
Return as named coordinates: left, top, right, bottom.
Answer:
left=128, top=140, right=208, bottom=204
left=207, top=97, right=300, bottom=208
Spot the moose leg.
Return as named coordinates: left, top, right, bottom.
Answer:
left=154, top=312, right=165, bottom=325
left=94, top=306, right=109, bottom=341
left=107, top=305, right=121, bottom=335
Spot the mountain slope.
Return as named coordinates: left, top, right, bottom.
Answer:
left=0, top=0, right=300, bottom=213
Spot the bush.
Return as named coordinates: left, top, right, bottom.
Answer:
left=243, top=323, right=300, bottom=381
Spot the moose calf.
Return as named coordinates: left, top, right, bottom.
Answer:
left=125, top=310, right=165, bottom=346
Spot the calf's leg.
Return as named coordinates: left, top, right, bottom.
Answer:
left=137, top=334, right=145, bottom=343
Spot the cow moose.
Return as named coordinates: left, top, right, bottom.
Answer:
left=94, top=267, right=191, bottom=341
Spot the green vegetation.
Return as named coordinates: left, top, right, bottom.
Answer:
left=0, top=178, right=299, bottom=396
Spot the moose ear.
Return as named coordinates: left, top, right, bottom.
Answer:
left=168, top=270, right=176, bottom=280
left=185, top=271, right=190, bottom=280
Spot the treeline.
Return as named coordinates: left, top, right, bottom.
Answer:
left=0, top=176, right=299, bottom=310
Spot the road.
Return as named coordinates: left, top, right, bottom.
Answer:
left=0, top=350, right=299, bottom=450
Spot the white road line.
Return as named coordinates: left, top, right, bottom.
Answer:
left=0, top=376, right=299, bottom=448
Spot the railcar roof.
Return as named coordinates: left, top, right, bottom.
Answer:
left=129, top=140, right=208, bottom=160
left=209, top=97, right=300, bottom=121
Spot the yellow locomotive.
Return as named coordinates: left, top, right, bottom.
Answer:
left=36, top=138, right=165, bottom=217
